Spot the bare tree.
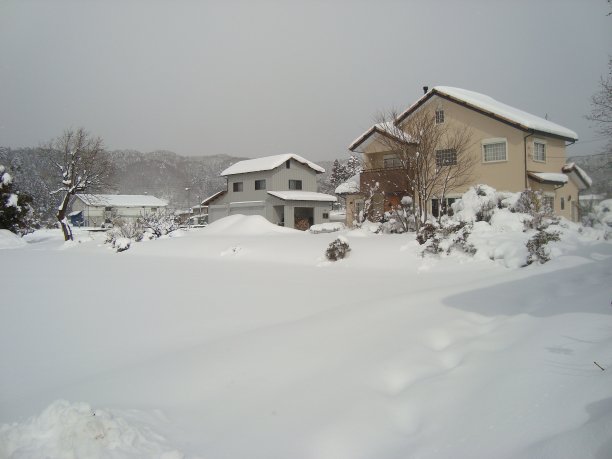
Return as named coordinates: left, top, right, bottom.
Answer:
left=44, top=128, right=113, bottom=241
left=373, top=109, right=475, bottom=230
left=586, top=57, right=612, bottom=153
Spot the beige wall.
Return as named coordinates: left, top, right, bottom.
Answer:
left=357, top=94, right=579, bottom=221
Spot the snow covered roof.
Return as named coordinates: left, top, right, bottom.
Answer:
left=527, top=172, right=569, bottom=185
left=349, top=122, right=416, bottom=152
left=221, top=154, right=325, bottom=176
left=75, top=194, right=168, bottom=208
left=335, top=174, right=361, bottom=194
left=398, top=86, right=578, bottom=141
left=562, top=162, right=593, bottom=190
left=267, top=191, right=337, bottom=202
left=201, top=190, right=226, bottom=206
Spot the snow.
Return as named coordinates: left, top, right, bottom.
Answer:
left=309, top=222, right=345, bottom=234
left=0, top=219, right=610, bottom=459
left=75, top=194, right=168, bottom=208
left=267, top=190, right=337, bottom=202
left=431, top=87, right=579, bottom=140
left=5, top=193, right=19, bottom=208
left=335, top=174, right=360, bottom=194
left=0, top=229, right=26, bottom=249
left=0, top=400, right=184, bottom=459
left=221, top=154, right=325, bottom=176
left=529, top=172, right=569, bottom=184
left=563, top=162, right=593, bottom=188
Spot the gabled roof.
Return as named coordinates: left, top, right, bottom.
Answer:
left=201, top=190, right=226, bottom=206
left=221, top=154, right=325, bottom=176
left=397, top=87, right=578, bottom=141
left=75, top=194, right=167, bottom=208
left=267, top=191, right=337, bottom=202
left=350, top=86, right=578, bottom=151
left=349, top=122, right=417, bottom=152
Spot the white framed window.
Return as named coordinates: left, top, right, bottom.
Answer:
left=435, top=149, right=457, bottom=166
left=435, top=109, right=445, bottom=124
left=233, top=182, right=243, bottom=192
left=482, top=138, right=507, bottom=163
left=533, top=139, right=546, bottom=162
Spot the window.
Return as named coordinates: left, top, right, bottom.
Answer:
left=431, top=197, right=457, bottom=218
left=560, top=197, right=565, bottom=210
left=255, top=179, right=266, bottom=190
left=233, top=182, right=243, bottom=192
left=435, top=149, right=457, bottom=166
left=289, top=179, right=302, bottom=190
left=543, top=196, right=554, bottom=212
left=533, top=140, right=546, bottom=162
left=482, top=139, right=507, bottom=162
left=151, top=207, right=157, bottom=212
left=104, top=206, right=113, bottom=211
left=435, top=109, right=445, bottom=124
left=286, top=160, right=291, bottom=169
left=322, top=212, right=329, bottom=219
left=383, top=154, right=402, bottom=168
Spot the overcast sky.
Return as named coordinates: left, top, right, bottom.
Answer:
left=1, top=0, right=610, bottom=161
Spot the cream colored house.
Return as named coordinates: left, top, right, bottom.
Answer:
left=347, top=86, right=591, bottom=224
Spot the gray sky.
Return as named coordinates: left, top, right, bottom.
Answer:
left=1, top=0, right=610, bottom=161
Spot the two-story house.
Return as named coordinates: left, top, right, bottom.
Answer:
left=205, top=154, right=336, bottom=230
left=70, top=194, right=168, bottom=227
left=346, top=86, right=591, bottom=224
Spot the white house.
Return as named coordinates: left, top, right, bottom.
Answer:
left=205, top=154, right=337, bottom=230
left=71, top=194, right=168, bottom=227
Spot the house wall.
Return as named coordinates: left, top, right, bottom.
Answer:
left=71, top=198, right=165, bottom=227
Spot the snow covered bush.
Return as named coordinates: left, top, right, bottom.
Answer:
left=416, top=185, right=594, bottom=267
left=583, top=199, right=612, bottom=239
left=139, top=211, right=179, bottom=238
left=525, top=229, right=561, bottom=265
left=325, top=237, right=351, bottom=261
left=451, top=184, right=500, bottom=223
left=105, top=219, right=144, bottom=251
left=0, top=164, right=36, bottom=235
left=512, top=189, right=557, bottom=230
left=417, top=220, right=476, bottom=256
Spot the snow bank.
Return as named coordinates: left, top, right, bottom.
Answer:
left=0, top=400, right=183, bottom=459
left=205, top=214, right=297, bottom=235
left=0, top=229, right=26, bottom=249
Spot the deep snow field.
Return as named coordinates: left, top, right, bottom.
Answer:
left=1, top=216, right=611, bottom=459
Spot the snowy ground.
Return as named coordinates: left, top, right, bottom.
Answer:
left=1, top=217, right=611, bottom=459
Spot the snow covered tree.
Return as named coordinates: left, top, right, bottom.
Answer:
left=345, top=155, right=362, bottom=177
left=373, top=110, right=475, bottom=230
left=329, top=159, right=348, bottom=188
left=43, top=128, right=113, bottom=241
left=0, top=164, right=34, bottom=234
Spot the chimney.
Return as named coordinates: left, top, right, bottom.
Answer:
left=423, top=86, right=429, bottom=94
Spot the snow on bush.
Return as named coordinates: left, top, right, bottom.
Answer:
left=325, top=236, right=351, bottom=261
left=418, top=185, right=605, bottom=268
left=309, top=222, right=345, bottom=234
left=0, top=400, right=183, bottom=459
left=0, top=229, right=27, bottom=249
left=584, top=198, right=612, bottom=239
